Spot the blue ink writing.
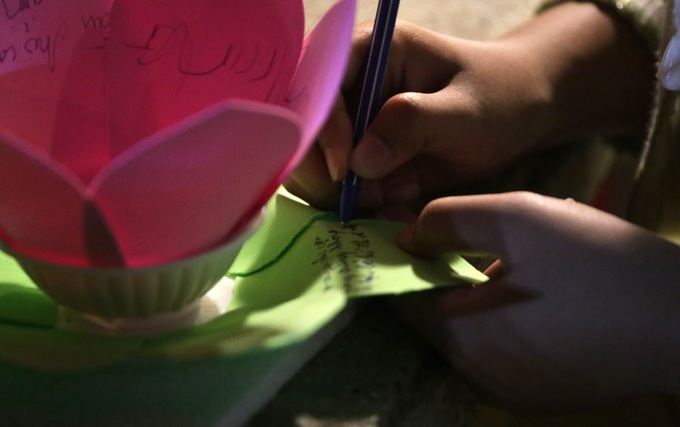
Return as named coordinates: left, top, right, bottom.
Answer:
left=1, top=0, right=45, bottom=20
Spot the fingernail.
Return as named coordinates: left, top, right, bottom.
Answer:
left=351, top=133, right=394, bottom=177
left=324, top=148, right=346, bottom=182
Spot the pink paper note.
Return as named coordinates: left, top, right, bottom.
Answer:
left=0, top=1, right=112, bottom=183
left=106, top=0, right=304, bottom=157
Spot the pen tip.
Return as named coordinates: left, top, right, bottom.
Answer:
left=339, top=207, right=354, bottom=224
left=340, top=173, right=361, bottom=225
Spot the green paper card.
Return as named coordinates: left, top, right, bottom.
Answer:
left=0, top=190, right=486, bottom=371
left=229, top=191, right=487, bottom=303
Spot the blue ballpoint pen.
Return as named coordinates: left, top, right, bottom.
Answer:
left=339, top=0, right=400, bottom=223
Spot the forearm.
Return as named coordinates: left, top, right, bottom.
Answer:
left=496, top=1, right=656, bottom=147
left=633, top=236, right=680, bottom=396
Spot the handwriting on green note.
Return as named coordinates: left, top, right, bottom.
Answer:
left=312, top=223, right=377, bottom=294
left=229, top=190, right=488, bottom=301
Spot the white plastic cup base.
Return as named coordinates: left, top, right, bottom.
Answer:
left=57, top=277, right=235, bottom=336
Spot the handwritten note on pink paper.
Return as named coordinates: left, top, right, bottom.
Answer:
left=0, top=0, right=112, bottom=182
left=106, top=0, right=305, bottom=156
left=0, top=0, right=356, bottom=267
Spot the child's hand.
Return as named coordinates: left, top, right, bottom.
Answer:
left=285, top=21, right=552, bottom=210
left=391, top=192, right=680, bottom=413
left=285, top=2, right=654, bottom=211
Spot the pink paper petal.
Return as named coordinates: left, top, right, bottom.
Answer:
left=282, top=0, right=356, bottom=175
left=106, top=0, right=304, bottom=157
left=0, top=131, right=122, bottom=266
left=90, top=100, right=302, bottom=267
left=0, top=1, right=112, bottom=182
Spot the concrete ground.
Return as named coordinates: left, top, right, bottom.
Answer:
left=304, top=0, right=542, bottom=39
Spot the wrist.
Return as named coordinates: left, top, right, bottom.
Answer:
left=499, top=2, right=656, bottom=145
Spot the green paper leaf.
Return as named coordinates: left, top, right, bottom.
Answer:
left=0, top=325, right=143, bottom=372
left=0, top=190, right=485, bottom=371
left=143, top=290, right=346, bottom=359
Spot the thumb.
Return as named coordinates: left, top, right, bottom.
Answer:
left=397, top=193, right=521, bottom=258
left=349, top=91, right=444, bottom=179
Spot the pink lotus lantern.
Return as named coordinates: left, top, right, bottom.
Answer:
left=0, top=0, right=356, bottom=332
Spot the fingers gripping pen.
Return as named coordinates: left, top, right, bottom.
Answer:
left=339, top=0, right=400, bottom=223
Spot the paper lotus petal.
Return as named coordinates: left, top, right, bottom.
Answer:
left=0, top=0, right=356, bottom=267
left=284, top=0, right=358, bottom=172
left=106, top=0, right=305, bottom=156
left=91, top=101, right=301, bottom=266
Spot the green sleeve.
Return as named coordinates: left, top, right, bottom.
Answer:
left=537, top=0, right=666, bottom=54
